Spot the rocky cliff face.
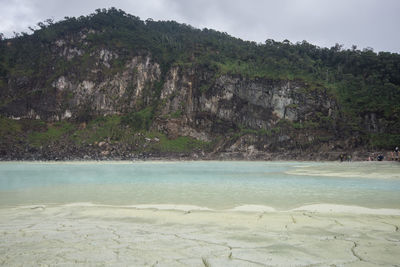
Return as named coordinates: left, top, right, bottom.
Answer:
left=3, top=43, right=335, bottom=124
left=156, top=65, right=337, bottom=145
left=0, top=33, right=373, bottom=160
left=4, top=52, right=161, bottom=120
left=1, top=9, right=399, bottom=160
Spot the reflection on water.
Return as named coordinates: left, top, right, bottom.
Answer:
left=0, top=161, right=399, bottom=210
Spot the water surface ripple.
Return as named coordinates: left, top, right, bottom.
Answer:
left=1, top=161, right=399, bottom=210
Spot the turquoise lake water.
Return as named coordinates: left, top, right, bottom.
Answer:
left=0, top=161, right=400, bottom=210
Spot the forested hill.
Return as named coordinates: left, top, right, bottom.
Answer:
left=0, top=8, right=399, bottom=160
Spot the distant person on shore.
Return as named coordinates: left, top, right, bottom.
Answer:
left=395, top=147, right=399, bottom=161
left=339, top=154, right=344, bottom=162
left=347, top=155, right=352, bottom=162
left=377, top=154, right=384, bottom=161
left=391, top=151, right=395, bottom=161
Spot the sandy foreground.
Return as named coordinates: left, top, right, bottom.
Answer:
left=1, top=204, right=400, bottom=266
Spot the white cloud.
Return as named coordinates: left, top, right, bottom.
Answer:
left=0, top=0, right=38, bottom=35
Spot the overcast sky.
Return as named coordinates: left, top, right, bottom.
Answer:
left=0, top=0, right=399, bottom=53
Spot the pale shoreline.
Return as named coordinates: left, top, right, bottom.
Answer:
left=1, top=161, right=400, bottom=265
left=6, top=202, right=400, bottom=216
left=1, top=204, right=399, bottom=266
left=286, top=161, right=400, bottom=179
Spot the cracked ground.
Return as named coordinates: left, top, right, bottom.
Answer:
left=1, top=205, right=400, bottom=266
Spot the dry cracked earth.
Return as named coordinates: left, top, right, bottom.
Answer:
left=1, top=205, right=400, bottom=266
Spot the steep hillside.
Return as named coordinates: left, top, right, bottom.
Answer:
left=0, top=8, right=399, bottom=160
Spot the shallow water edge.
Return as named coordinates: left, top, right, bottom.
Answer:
left=1, top=161, right=400, bottom=266
left=1, top=161, right=400, bottom=210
